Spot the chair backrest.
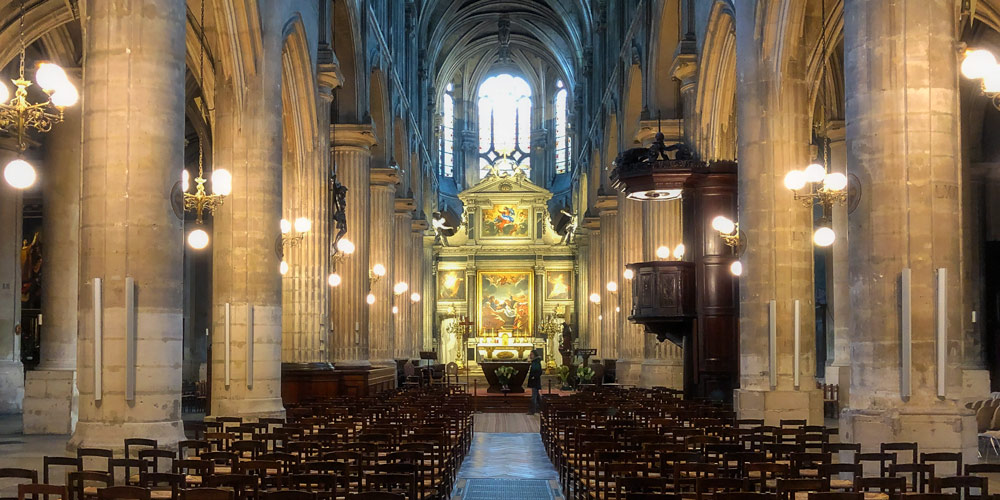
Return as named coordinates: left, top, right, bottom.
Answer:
left=137, top=450, right=175, bottom=474
left=889, top=463, right=935, bottom=493
left=76, top=449, right=113, bottom=474
left=42, top=458, right=80, bottom=486
left=66, top=471, right=112, bottom=500
left=179, top=489, right=232, bottom=500
left=345, top=493, right=404, bottom=500
left=18, top=484, right=67, bottom=500
left=123, top=439, right=157, bottom=460
left=260, top=492, right=315, bottom=500
left=919, top=452, right=962, bottom=478
left=96, top=486, right=150, bottom=500
left=880, top=443, right=918, bottom=465
left=807, top=494, right=863, bottom=500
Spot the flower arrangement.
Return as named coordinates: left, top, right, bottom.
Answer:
left=576, top=364, right=595, bottom=384
left=557, top=365, right=571, bottom=385
left=495, top=365, right=517, bottom=387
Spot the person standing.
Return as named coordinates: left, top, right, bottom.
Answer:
left=527, top=348, right=543, bottom=415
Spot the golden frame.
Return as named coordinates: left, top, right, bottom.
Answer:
left=477, top=270, right=534, bottom=337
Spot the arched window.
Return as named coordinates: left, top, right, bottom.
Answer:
left=478, top=74, right=531, bottom=177
left=554, top=80, right=570, bottom=174
left=440, top=83, right=454, bottom=177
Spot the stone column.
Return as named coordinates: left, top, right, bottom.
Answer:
left=598, top=196, right=620, bottom=365
left=368, top=170, right=398, bottom=369
left=733, top=0, right=823, bottom=424
left=584, top=219, right=601, bottom=351
left=0, top=148, right=24, bottom=415
left=392, top=199, right=414, bottom=359
left=23, top=100, right=81, bottom=433
left=841, top=0, right=975, bottom=458
left=70, top=0, right=187, bottom=449
left=617, top=195, right=644, bottom=385
left=330, top=125, right=375, bottom=365
left=641, top=201, right=685, bottom=389
left=575, top=231, right=590, bottom=350
left=422, top=231, right=435, bottom=353
left=824, top=122, right=850, bottom=395
left=411, top=220, right=428, bottom=358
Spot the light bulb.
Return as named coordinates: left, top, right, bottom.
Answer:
left=50, top=85, right=78, bottom=107
left=372, top=263, right=386, bottom=277
left=623, top=269, right=634, bottom=280
left=711, top=216, right=736, bottom=235
left=3, top=159, right=36, bottom=189
left=187, top=229, right=209, bottom=249
left=673, top=243, right=686, bottom=259
left=606, top=281, right=618, bottom=293
left=730, top=261, right=743, bottom=276
left=0, top=82, right=8, bottom=103
left=589, top=293, right=601, bottom=304
left=35, top=63, right=68, bottom=92
left=411, top=292, right=421, bottom=303
left=804, top=163, right=826, bottom=183
left=392, top=306, right=399, bottom=314
left=337, top=238, right=355, bottom=254
left=598, top=315, right=603, bottom=321
left=182, top=169, right=190, bottom=191
left=394, top=281, right=409, bottom=295
left=211, top=169, right=232, bottom=196
left=279, top=261, right=289, bottom=275
left=366, top=293, right=376, bottom=305
left=985, top=65, right=1000, bottom=92
left=963, top=49, right=997, bottom=79
left=615, top=306, right=621, bottom=313
left=656, top=246, right=671, bottom=259
left=813, top=227, right=836, bottom=247
left=294, top=217, right=311, bottom=233
left=784, top=170, right=807, bottom=191
left=823, top=172, right=848, bottom=192
left=280, top=219, right=292, bottom=234
left=328, top=273, right=342, bottom=287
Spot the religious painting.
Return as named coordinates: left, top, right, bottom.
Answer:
left=546, top=271, right=572, bottom=301
left=480, top=205, right=530, bottom=238
left=478, top=271, right=533, bottom=336
left=437, top=270, right=465, bottom=301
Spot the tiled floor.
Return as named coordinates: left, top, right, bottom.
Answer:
left=453, top=415, right=563, bottom=500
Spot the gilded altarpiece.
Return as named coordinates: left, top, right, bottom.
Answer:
left=433, top=171, right=577, bottom=368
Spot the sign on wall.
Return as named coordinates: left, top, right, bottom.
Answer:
left=478, top=270, right=533, bottom=337
left=480, top=205, right=530, bottom=238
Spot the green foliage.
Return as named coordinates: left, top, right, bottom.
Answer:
left=577, top=364, right=595, bottom=383
left=557, top=365, right=571, bottom=384
left=495, top=365, right=516, bottom=384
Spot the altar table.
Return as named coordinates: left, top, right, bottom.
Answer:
left=480, top=361, right=530, bottom=393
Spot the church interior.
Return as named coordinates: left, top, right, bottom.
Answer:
left=1, top=0, right=1000, bottom=498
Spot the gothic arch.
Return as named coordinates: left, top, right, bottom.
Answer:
left=369, top=69, right=390, bottom=169
left=647, top=0, right=682, bottom=118
left=694, top=1, right=738, bottom=160
left=331, top=0, right=363, bottom=122
left=623, top=64, right=644, bottom=147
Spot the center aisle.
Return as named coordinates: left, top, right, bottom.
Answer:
left=451, top=413, right=564, bottom=500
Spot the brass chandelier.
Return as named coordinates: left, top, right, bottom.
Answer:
left=1, top=0, right=78, bottom=189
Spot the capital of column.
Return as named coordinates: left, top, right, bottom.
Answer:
left=371, top=167, right=400, bottom=186
left=412, top=219, right=429, bottom=232
left=395, top=198, right=416, bottom=213
left=584, top=216, right=601, bottom=232
left=635, top=118, right=684, bottom=146
left=670, top=52, right=698, bottom=91
left=595, top=194, right=618, bottom=215
left=331, top=124, right=377, bottom=150
left=317, top=62, right=343, bottom=91
left=824, top=120, right=845, bottom=142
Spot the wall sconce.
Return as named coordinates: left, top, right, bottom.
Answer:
left=623, top=268, right=635, bottom=280
left=392, top=306, right=399, bottom=314
left=589, top=293, right=601, bottom=304
left=712, top=216, right=741, bottom=249
left=410, top=292, right=421, bottom=303
left=188, top=229, right=210, bottom=250
left=370, top=263, right=386, bottom=284
left=393, top=281, right=409, bottom=295
left=278, top=217, right=312, bottom=275
left=366, top=293, right=376, bottom=305
left=328, top=273, right=342, bottom=287
left=784, top=164, right=847, bottom=208
left=606, top=281, right=618, bottom=294
left=962, top=48, right=1000, bottom=110
left=327, top=237, right=355, bottom=288
left=730, top=260, right=743, bottom=276
left=813, top=221, right=835, bottom=247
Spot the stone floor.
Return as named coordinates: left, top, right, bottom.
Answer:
left=452, top=414, right=563, bottom=500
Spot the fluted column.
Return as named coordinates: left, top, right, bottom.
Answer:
left=585, top=219, right=601, bottom=351
left=617, top=195, right=644, bottom=385
left=841, top=0, right=975, bottom=457
left=368, top=170, right=398, bottom=368
left=641, top=201, right=685, bottom=389
left=70, top=0, right=187, bottom=449
left=330, top=125, right=375, bottom=365
left=0, top=147, right=24, bottom=414
left=422, top=231, right=436, bottom=353
left=598, top=196, right=620, bottom=363
left=410, top=220, right=428, bottom=358
left=23, top=96, right=81, bottom=433
left=575, top=231, right=590, bottom=350
left=733, top=0, right=822, bottom=424
left=824, top=122, right=850, bottom=391
left=392, top=199, right=414, bottom=359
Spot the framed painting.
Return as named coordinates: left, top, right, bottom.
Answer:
left=546, top=270, right=572, bottom=300
left=478, top=271, right=533, bottom=336
left=480, top=205, right=530, bottom=238
left=438, top=270, right=465, bottom=300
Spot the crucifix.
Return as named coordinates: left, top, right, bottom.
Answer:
left=457, top=316, right=475, bottom=367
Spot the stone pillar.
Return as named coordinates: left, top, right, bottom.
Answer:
left=392, top=199, right=414, bottom=359
left=575, top=231, right=590, bottom=350
left=330, top=125, right=375, bottom=365
left=70, top=0, right=187, bottom=449
left=24, top=100, right=81, bottom=433
left=0, top=148, right=24, bottom=415
left=598, top=196, right=620, bottom=365
left=841, top=0, right=976, bottom=458
left=824, top=122, right=850, bottom=396
left=733, top=0, right=823, bottom=424
left=422, top=232, right=435, bottom=353
left=585, top=219, right=601, bottom=351
left=368, top=170, right=399, bottom=369
left=617, top=195, right=644, bottom=385
left=640, top=201, right=685, bottom=389
left=411, top=220, right=428, bottom=358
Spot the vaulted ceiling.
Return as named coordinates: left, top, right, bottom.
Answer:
left=419, top=0, right=591, bottom=95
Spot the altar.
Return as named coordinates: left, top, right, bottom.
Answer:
left=475, top=335, right=537, bottom=362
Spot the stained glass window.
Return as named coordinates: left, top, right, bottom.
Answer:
left=555, top=80, right=570, bottom=174
left=478, top=74, right=531, bottom=177
left=440, top=83, right=454, bottom=177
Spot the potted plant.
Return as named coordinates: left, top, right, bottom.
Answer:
left=495, top=365, right=516, bottom=392
left=557, top=365, right=573, bottom=390
left=576, top=364, right=595, bottom=388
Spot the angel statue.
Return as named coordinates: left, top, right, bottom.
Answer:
left=559, top=208, right=578, bottom=245
left=330, top=175, right=349, bottom=257
left=432, top=211, right=452, bottom=247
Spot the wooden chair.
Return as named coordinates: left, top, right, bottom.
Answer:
left=66, top=472, right=111, bottom=500
left=856, top=477, right=906, bottom=500
left=43, top=457, right=80, bottom=486
left=919, top=453, right=961, bottom=479
left=889, top=464, right=935, bottom=493
left=856, top=453, right=896, bottom=478
left=18, top=484, right=68, bottom=500
left=930, top=476, right=987, bottom=500
left=344, top=493, right=404, bottom=500
left=1, top=469, right=39, bottom=500
left=881, top=443, right=918, bottom=466
left=137, top=450, right=175, bottom=474
left=138, top=473, right=184, bottom=500
left=695, top=477, right=750, bottom=500
left=807, top=493, right=862, bottom=500
left=77, top=450, right=113, bottom=475
left=178, top=489, right=232, bottom=500
left=260, top=492, right=316, bottom=500
left=362, top=473, right=413, bottom=499
left=124, top=439, right=158, bottom=460
left=716, top=494, right=780, bottom=500
left=95, top=487, right=150, bottom=500
left=899, top=495, right=959, bottom=500
left=201, top=476, right=257, bottom=500
left=776, top=478, right=829, bottom=500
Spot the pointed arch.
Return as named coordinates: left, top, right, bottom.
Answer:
left=369, top=68, right=390, bottom=169
left=694, top=1, right=738, bottom=160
